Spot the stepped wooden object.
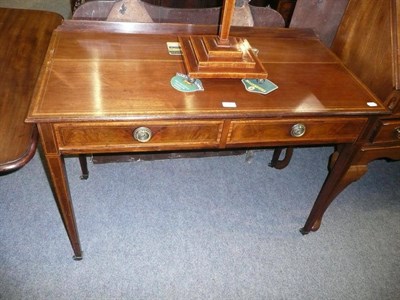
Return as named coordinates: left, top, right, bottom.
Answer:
left=178, top=0, right=268, bottom=79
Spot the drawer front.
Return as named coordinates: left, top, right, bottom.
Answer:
left=54, top=121, right=224, bottom=152
left=372, top=120, right=400, bottom=144
left=226, top=118, right=367, bottom=146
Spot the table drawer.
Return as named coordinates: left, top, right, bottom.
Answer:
left=226, top=118, right=367, bottom=146
left=372, top=120, right=400, bottom=144
left=54, top=121, right=224, bottom=152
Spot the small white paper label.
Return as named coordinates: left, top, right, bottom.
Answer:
left=222, top=102, right=237, bottom=108
left=367, top=102, right=378, bottom=107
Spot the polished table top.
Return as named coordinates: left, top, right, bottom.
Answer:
left=27, top=21, right=386, bottom=124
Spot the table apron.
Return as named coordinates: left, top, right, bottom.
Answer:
left=50, top=117, right=368, bottom=154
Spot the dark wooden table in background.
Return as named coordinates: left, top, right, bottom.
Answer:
left=0, top=8, right=62, bottom=174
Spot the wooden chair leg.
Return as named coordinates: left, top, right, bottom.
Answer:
left=269, top=147, right=294, bottom=169
left=78, top=154, right=89, bottom=180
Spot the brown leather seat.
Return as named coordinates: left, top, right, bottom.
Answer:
left=289, top=0, right=349, bottom=47
left=73, top=0, right=285, bottom=28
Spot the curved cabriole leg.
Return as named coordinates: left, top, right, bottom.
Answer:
left=269, top=147, right=294, bottom=169
left=300, top=145, right=368, bottom=234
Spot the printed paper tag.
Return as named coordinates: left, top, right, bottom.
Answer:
left=167, top=42, right=182, bottom=55
left=171, top=73, right=204, bottom=92
left=241, top=78, right=278, bottom=95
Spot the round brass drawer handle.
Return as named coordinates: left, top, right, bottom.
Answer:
left=133, top=127, right=152, bottom=143
left=290, top=123, right=306, bottom=138
left=395, top=127, right=400, bottom=139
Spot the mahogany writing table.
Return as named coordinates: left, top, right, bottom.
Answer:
left=26, top=21, right=387, bottom=259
